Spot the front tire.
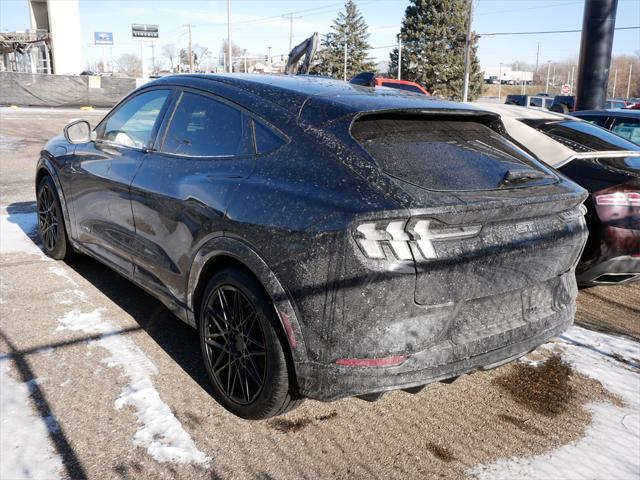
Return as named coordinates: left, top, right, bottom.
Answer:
left=199, top=268, right=302, bottom=419
left=36, top=176, right=70, bottom=260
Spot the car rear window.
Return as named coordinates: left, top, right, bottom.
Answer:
left=380, top=82, right=424, bottom=94
left=351, top=114, right=554, bottom=191
left=521, top=119, right=639, bottom=152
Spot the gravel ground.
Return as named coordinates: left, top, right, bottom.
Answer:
left=1, top=107, right=638, bottom=480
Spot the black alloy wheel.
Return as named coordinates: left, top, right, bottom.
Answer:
left=36, top=176, right=69, bottom=259
left=203, top=285, right=267, bottom=405
left=199, top=268, right=302, bottom=419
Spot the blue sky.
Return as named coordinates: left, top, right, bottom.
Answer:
left=1, top=0, right=639, bottom=69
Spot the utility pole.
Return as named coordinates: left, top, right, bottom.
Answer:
left=343, top=41, right=348, bottom=81
left=267, top=46, right=272, bottom=73
left=227, top=0, right=232, bottom=73
left=283, top=13, right=303, bottom=54
left=498, top=63, right=502, bottom=100
left=243, top=49, right=247, bottom=73
left=149, top=43, right=156, bottom=74
left=184, top=24, right=195, bottom=72
left=397, top=36, right=402, bottom=80
left=612, top=67, right=618, bottom=98
left=545, top=61, right=551, bottom=93
left=570, top=65, right=575, bottom=94
left=535, top=42, right=540, bottom=83
left=626, top=63, right=633, bottom=98
left=140, top=40, right=148, bottom=79
left=461, top=0, right=474, bottom=102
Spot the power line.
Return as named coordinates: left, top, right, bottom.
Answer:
left=479, top=25, right=639, bottom=36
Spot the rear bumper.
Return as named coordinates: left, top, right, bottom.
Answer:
left=296, top=274, right=576, bottom=401
left=577, top=255, right=640, bottom=286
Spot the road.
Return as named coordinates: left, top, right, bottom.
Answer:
left=1, top=107, right=638, bottom=480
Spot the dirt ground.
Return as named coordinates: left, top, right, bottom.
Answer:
left=1, top=107, right=638, bottom=480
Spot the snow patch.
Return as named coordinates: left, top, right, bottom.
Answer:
left=472, top=326, right=640, bottom=480
left=0, top=213, right=42, bottom=256
left=57, top=309, right=209, bottom=465
left=0, top=364, right=63, bottom=480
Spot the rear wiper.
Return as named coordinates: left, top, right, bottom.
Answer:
left=499, top=168, right=552, bottom=187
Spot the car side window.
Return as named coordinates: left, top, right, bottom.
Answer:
left=98, top=89, right=170, bottom=149
left=161, top=92, right=252, bottom=157
left=254, top=120, right=285, bottom=154
left=611, top=119, right=640, bottom=144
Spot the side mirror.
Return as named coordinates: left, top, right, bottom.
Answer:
left=63, top=120, right=92, bottom=144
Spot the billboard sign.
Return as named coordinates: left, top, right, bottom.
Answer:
left=132, top=24, right=159, bottom=39
left=94, top=32, right=113, bottom=45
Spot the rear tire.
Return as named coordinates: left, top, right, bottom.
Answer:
left=199, top=267, right=302, bottom=419
left=36, top=176, right=71, bottom=260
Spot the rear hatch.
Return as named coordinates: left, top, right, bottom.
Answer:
left=350, top=112, right=588, bottom=307
left=350, top=113, right=558, bottom=192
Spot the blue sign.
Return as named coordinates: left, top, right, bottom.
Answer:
left=94, top=32, right=113, bottom=45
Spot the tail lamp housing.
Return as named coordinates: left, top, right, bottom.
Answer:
left=355, top=219, right=482, bottom=261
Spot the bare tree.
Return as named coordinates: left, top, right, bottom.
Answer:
left=192, top=44, right=211, bottom=70
left=162, top=43, right=177, bottom=72
left=220, top=39, right=244, bottom=72
left=115, top=53, right=141, bottom=77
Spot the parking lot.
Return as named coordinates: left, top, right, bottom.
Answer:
left=1, top=107, right=639, bottom=480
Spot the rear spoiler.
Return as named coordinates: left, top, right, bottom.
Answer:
left=555, top=150, right=640, bottom=169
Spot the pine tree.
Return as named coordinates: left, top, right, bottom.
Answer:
left=312, top=0, right=376, bottom=79
left=388, top=0, right=483, bottom=100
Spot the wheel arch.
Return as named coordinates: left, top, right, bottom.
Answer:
left=35, top=160, right=73, bottom=241
left=187, top=237, right=308, bottom=367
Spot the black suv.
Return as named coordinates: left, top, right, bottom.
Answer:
left=36, top=74, right=588, bottom=418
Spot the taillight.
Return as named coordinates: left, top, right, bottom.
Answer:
left=594, top=192, right=640, bottom=207
left=355, top=219, right=482, bottom=261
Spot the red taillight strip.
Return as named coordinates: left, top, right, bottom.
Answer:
left=335, top=355, right=407, bottom=367
left=595, top=192, right=640, bottom=207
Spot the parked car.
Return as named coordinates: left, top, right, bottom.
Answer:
left=505, top=94, right=553, bottom=109
left=350, top=72, right=430, bottom=95
left=549, top=95, right=575, bottom=113
left=37, top=74, right=588, bottom=419
left=571, top=109, right=640, bottom=144
left=476, top=104, right=640, bottom=286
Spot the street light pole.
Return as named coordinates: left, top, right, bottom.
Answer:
left=498, top=63, right=502, bottom=100
left=612, top=68, right=618, bottom=98
left=461, top=0, right=474, bottom=102
left=227, top=0, right=232, bottom=73
left=343, top=41, right=348, bottom=81
left=626, top=63, right=633, bottom=99
left=397, top=36, right=402, bottom=80
left=545, top=61, right=551, bottom=93
left=267, top=46, right=272, bottom=73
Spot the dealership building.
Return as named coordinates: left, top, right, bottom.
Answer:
left=0, top=0, right=84, bottom=74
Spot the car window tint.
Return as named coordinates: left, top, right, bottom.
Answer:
left=254, top=121, right=284, bottom=154
left=352, top=115, right=554, bottom=192
left=100, top=89, right=170, bottom=149
left=522, top=119, right=639, bottom=152
left=611, top=119, right=640, bottom=144
left=162, top=92, right=250, bottom=156
left=381, top=82, right=424, bottom=94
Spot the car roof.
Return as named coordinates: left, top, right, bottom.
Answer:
left=471, top=103, right=569, bottom=120
left=573, top=109, right=640, bottom=118
left=150, top=73, right=481, bottom=123
left=469, top=103, right=576, bottom=166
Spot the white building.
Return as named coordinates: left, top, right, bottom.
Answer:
left=28, top=0, right=84, bottom=74
left=482, top=65, right=534, bottom=84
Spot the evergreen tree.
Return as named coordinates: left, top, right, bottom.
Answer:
left=388, top=0, right=483, bottom=100
left=312, top=0, right=376, bottom=79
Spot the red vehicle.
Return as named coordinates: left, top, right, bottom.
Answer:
left=350, top=72, right=430, bottom=95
